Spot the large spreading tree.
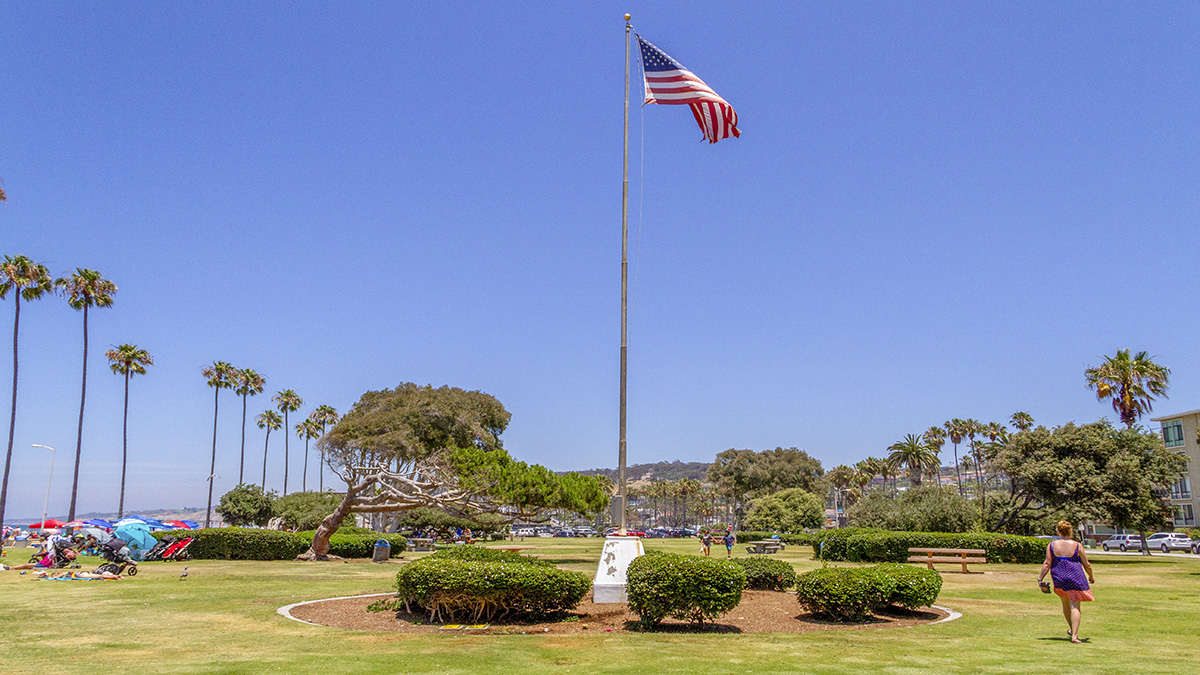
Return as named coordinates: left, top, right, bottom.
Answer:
left=298, top=383, right=607, bottom=560
left=706, top=447, right=825, bottom=527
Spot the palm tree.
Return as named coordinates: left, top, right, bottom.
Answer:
left=106, top=344, right=153, bottom=518
left=271, top=390, right=303, bottom=495
left=963, top=418, right=985, bottom=495
left=311, top=404, right=339, bottom=491
left=233, top=369, right=266, bottom=484
left=201, top=361, right=236, bottom=528
left=256, top=410, right=283, bottom=489
left=1010, top=411, right=1035, bottom=432
left=1085, top=349, right=1171, bottom=428
left=55, top=268, right=117, bottom=521
left=678, top=478, right=701, bottom=525
left=943, top=419, right=968, bottom=496
left=923, top=427, right=947, bottom=488
left=297, top=417, right=321, bottom=492
left=887, top=434, right=939, bottom=487
left=0, top=255, right=54, bottom=530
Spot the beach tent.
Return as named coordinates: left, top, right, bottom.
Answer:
left=113, top=522, right=157, bottom=559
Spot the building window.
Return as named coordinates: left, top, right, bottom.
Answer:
left=1163, top=420, right=1185, bottom=448
left=1173, top=504, right=1195, bottom=527
left=1172, top=475, right=1192, bottom=500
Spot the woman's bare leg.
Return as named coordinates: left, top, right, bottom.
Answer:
left=1069, top=599, right=1082, bottom=642
left=1060, top=595, right=1071, bottom=631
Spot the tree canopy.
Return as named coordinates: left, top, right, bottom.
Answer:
left=742, top=488, right=824, bottom=532
left=300, top=383, right=607, bottom=559
left=216, top=484, right=276, bottom=527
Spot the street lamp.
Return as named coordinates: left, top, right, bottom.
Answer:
left=31, top=444, right=56, bottom=534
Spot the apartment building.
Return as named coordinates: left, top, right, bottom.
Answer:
left=1149, top=409, right=1199, bottom=528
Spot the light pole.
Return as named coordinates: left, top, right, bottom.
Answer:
left=32, top=444, right=56, bottom=534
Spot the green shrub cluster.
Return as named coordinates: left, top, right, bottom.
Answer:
left=795, top=563, right=942, bottom=621
left=626, top=551, right=746, bottom=627
left=841, top=531, right=1046, bottom=564
left=152, top=528, right=406, bottom=560
left=730, top=556, right=796, bottom=591
left=734, top=531, right=818, bottom=545
left=394, top=546, right=590, bottom=622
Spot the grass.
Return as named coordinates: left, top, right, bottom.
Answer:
left=3, top=537, right=1199, bottom=674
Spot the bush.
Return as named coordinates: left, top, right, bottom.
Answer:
left=626, top=551, right=745, bottom=627
left=731, top=556, right=796, bottom=591
left=395, top=548, right=589, bottom=622
left=215, top=484, right=276, bottom=527
left=153, top=527, right=405, bottom=560
left=873, top=563, right=942, bottom=609
left=795, top=563, right=943, bottom=621
left=842, top=531, right=1046, bottom=564
left=845, top=486, right=976, bottom=533
left=743, top=488, right=825, bottom=532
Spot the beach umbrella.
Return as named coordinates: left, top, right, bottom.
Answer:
left=113, top=522, right=157, bottom=558
left=64, top=520, right=88, bottom=528
left=114, top=517, right=146, bottom=528
left=28, top=519, right=67, bottom=529
left=81, top=527, right=112, bottom=542
left=84, top=518, right=113, bottom=529
left=181, top=520, right=199, bottom=529
left=164, top=520, right=192, bottom=529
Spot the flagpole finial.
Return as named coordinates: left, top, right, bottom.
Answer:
left=624, top=13, right=631, bottom=22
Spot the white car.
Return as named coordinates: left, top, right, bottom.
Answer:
left=1144, top=532, right=1193, bottom=553
left=514, top=528, right=535, bottom=538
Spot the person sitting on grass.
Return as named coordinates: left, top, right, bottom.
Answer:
left=3, top=547, right=76, bottom=571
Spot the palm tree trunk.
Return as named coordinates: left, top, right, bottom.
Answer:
left=318, top=424, right=325, bottom=492
left=239, top=393, right=248, bottom=485
left=205, top=387, right=219, bottom=528
left=282, top=411, right=289, bottom=495
left=118, top=370, right=130, bottom=518
left=302, top=437, right=309, bottom=492
left=262, top=430, right=270, bottom=489
left=67, top=305, right=89, bottom=521
left=0, top=295, right=21, bottom=531
left=952, top=443, right=963, bottom=496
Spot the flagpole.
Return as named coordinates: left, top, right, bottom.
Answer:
left=618, top=13, right=631, bottom=536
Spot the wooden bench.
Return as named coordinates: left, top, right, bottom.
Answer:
left=746, top=540, right=786, bottom=555
left=907, top=547, right=987, bottom=574
left=488, top=546, right=533, bottom=554
left=407, top=538, right=435, bottom=552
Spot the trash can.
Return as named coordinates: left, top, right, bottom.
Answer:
left=372, top=539, right=391, bottom=563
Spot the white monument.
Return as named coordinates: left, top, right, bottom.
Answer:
left=592, top=535, right=644, bottom=603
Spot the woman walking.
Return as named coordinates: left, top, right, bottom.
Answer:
left=1038, top=520, right=1096, bottom=643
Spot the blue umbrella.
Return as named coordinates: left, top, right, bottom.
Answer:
left=84, top=518, right=112, bottom=529
left=113, top=522, right=157, bottom=560
left=181, top=520, right=200, bottom=529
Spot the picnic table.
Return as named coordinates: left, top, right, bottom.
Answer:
left=746, top=540, right=786, bottom=555
left=408, top=538, right=435, bottom=552
left=907, top=547, right=987, bottom=574
left=488, top=546, right=533, bottom=554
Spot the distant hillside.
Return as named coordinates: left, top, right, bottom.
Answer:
left=572, top=460, right=712, bottom=483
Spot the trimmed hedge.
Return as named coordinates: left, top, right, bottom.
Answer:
left=796, top=563, right=942, bottom=621
left=152, top=528, right=406, bottom=560
left=736, top=528, right=1046, bottom=564
left=395, top=546, right=589, bottom=622
left=731, top=556, right=797, bottom=591
left=626, top=551, right=746, bottom=627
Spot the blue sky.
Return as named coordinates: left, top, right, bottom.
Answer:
left=3, top=2, right=1199, bottom=520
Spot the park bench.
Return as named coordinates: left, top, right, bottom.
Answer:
left=488, top=546, right=533, bottom=554
left=746, top=540, right=785, bottom=555
left=907, top=547, right=987, bottom=574
left=408, top=538, right=435, bottom=552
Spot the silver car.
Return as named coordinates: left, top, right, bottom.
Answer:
left=1100, top=534, right=1142, bottom=552
left=1144, top=532, right=1193, bottom=553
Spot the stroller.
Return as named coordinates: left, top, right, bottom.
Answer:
left=93, top=537, right=138, bottom=576
left=161, top=537, right=194, bottom=561
left=28, top=540, right=81, bottom=569
left=142, top=535, right=175, bottom=562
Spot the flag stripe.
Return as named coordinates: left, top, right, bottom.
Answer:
left=636, top=34, right=739, bottom=144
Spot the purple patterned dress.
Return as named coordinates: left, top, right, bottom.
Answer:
left=1049, top=541, right=1094, bottom=602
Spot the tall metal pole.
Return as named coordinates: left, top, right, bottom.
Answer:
left=618, top=14, right=631, bottom=536
left=33, top=444, right=56, bottom=533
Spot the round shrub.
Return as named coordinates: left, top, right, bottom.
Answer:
left=731, top=556, right=796, bottom=591
left=395, top=550, right=589, bottom=622
left=873, top=563, right=942, bottom=609
left=626, top=551, right=746, bottom=627
left=796, top=567, right=891, bottom=622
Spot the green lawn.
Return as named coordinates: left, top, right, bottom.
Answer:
left=3, top=538, right=1198, bottom=674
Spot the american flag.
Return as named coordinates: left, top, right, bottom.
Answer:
left=637, top=34, right=740, bottom=144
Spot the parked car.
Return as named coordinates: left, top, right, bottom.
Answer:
left=1100, top=534, right=1142, bottom=552
left=1144, top=532, right=1193, bottom=553
left=1192, top=539, right=1200, bottom=555
left=574, top=527, right=598, bottom=538
left=552, top=530, right=573, bottom=537
left=514, top=528, right=535, bottom=538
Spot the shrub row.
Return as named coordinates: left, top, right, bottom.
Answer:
left=394, top=546, right=589, bottom=622
left=795, top=563, right=942, bottom=622
left=735, top=528, right=1045, bottom=564
left=626, top=551, right=746, bottom=627
left=730, top=556, right=796, bottom=592
left=152, top=528, right=406, bottom=560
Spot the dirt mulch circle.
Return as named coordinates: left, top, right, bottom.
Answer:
left=288, top=590, right=949, bottom=634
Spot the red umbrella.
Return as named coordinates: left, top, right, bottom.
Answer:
left=164, top=520, right=192, bottom=529
left=28, top=518, right=66, bottom=529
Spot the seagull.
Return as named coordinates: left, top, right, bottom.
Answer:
left=207, top=474, right=220, bottom=481
left=179, top=566, right=189, bottom=580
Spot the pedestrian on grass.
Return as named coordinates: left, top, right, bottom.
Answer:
left=722, top=531, right=735, bottom=558
left=701, top=532, right=713, bottom=556
left=1038, top=519, right=1095, bottom=643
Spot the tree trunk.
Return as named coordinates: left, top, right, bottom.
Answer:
left=239, top=393, right=247, bottom=484
left=952, top=443, right=963, bottom=496
left=297, top=489, right=356, bottom=560
left=118, top=371, right=129, bottom=518
left=0, top=295, right=21, bottom=532
left=283, top=411, right=289, bottom=495
left=205, top=387, right=219, bottom=529
left=1138, top=530, right=1151, bottom=556
left=68, top=304, right=89, bottom=521
left=261, top=430, right=270, bottom=489
left=302, top=437, right=309, bottom=492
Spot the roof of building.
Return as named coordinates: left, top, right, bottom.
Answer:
left=1150, top=408, right=1200, bottom=422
